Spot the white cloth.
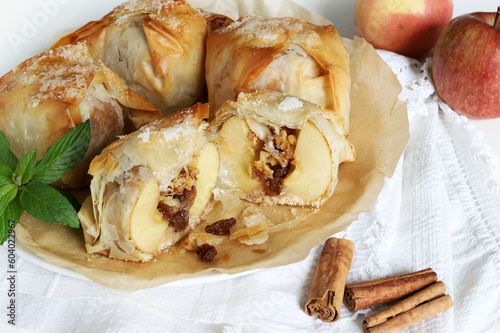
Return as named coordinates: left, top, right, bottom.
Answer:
left=1, top=51, right=500, bottom=333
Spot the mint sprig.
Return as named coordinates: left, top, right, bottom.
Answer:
left=0, top=196, right=22, bottom=243
left=32, top=120, right=91, bottom=184
left=0, top=132, right=18, bottom=171
left=0, top=120, right=91, bottom=245
left=19, top=181, right=80, bottom=228
left=0, top=165, right=14, bottom=187
left=15, top=149, right=37, bottom=185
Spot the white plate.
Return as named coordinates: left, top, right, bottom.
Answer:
left=1, top=0, right=260, bottom=286
left=16, top=237, right=260, bottom=287
left=15, top=239, right=90, bottom=282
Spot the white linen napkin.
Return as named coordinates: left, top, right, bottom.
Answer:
left=1, top=50, right=500, bottom=333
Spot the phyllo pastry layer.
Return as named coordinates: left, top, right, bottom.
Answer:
left=208, top=90, right=355, bottom=209
left=0, top=42, right=161, bottom=188
left=52, top=0, right=216, bottom=115
left=79, top=103, right=220, bottom=262
left=206, top=16, right=351, bottom=133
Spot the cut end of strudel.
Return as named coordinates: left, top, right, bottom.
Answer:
left=79, top=103, right=219, bottom=262
left=209, top=90, right=355, bottom=209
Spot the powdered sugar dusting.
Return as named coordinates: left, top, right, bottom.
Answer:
left=243, top=213, right=267, bottom=227
left=119, top=0, right=177, bottom=15
left=157, top=15, right=183, bottom=31
left=222, top=16, right=304, bottom=41
left=161, top=124, right=193, bottom=142
left=237, top=92, right=267, bottom=107
left=278, top=97, right=303, bottom=111
left=113, top=0, right=196, bottom=29
left=138, top=127, right=151, bottom=142
left=17, top=43, right=100, bottom=108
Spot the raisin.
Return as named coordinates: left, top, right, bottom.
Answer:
left=157, top=201, right=188, bottom=232
left=196, top=244, right=217, bottom=262
left=178, top=187, right=197, bottom=210
left=157, top=186, right=197, bottom=232
left=169, top=210, right=190, bottom=232
left=263, top=164, right=290, bottom=196
left=271, top=164, right=289, bottom=178
left=157, top=201, right=175, bottom=220
left=265, top=177, right=283, bottom=196
left=205, top=218, right=237, bottom=235
left=252, top=164, right=289, bottom=197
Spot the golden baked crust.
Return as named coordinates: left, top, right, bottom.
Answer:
left=80, top=103, right=220, bottom=262
left=206, top=16, right=351, bottom=133
left=52, top=0, right=212, bottom=115
left=0, top=43, right=161, bottom=188
left=208, top=90, right=355, bottom=209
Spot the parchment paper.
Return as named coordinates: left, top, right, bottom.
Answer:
left=15, top=0, right=409, bottom=291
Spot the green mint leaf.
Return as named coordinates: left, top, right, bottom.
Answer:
left=0, top=164, right=14, bottom=187
left=0, top=195, right=22, bottom=245
left=19, top=181, right=80, bottom=228
left=0, top=184, right=18, bottom=208
left=52, top=186, right=81, bottom=212
left=32, top=120, right=91, bottom=184
left=0, top=131, right=18, bottom=171
left=14, top=149, right=37, bottom=185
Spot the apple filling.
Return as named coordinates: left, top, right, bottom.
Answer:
left=126, top=141, right=219, bottom=256
left=250, top=126, right=298, bottom=196
left=157, top=168, right=198, bottom=232
left=218, top=115, right=333, bottom=205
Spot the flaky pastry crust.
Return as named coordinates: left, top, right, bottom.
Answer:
left=80, top=104, right=219, bottom=262
left=206, top=15, right=351, bottom=133
left=208, top=90, right=355, bottom=209
left=52, top=0, right=215, bottom=115
left=0, top=43, right=161, bottom=188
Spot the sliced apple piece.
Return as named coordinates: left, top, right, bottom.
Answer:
left=130, top=178, right=168, bottom=254
left=283, top=121, right=332, bottom=202
left=189, top=142, right=220, bottom=217
left=217, top=116, right=260, bottom=194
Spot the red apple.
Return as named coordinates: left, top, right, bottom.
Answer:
left=354, top=0, right=453, bottom=58
left=432, top=10, right=500, bottom=119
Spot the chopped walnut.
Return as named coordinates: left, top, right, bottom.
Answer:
left=269, top=127, right=296, bottom=167
left=253, top=160, right=273, bottom=179
left=250, top=126, right=298, bottom=196
left=156, top=165, right=200, bottom=232
left=259, top=150, right=279, bottom=167
left=157, top=186, right=197, bottom=232
left=163, top=167, right=198, bottom=196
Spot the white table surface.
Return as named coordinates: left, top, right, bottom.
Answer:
left=0, top=1, right=499, bottom=332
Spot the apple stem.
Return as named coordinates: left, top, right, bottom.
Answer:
left=495, top=6, right=500, bottom=30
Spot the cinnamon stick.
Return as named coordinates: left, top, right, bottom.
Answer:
left=344, top=268, right=438, bottom=312
left=305, top=237, right=355, bottom=322
left=363, top=281, right=453, bottom=333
